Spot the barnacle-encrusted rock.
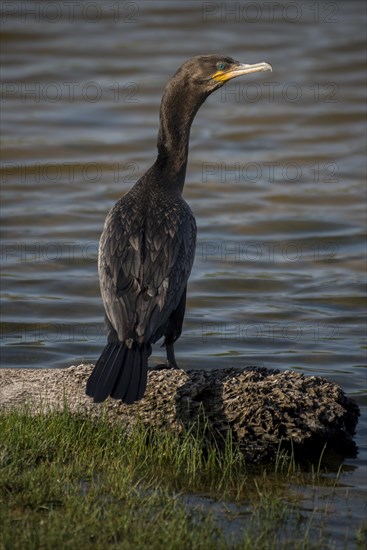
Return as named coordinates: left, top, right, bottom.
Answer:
left=0, top=365, right=359, bottom=464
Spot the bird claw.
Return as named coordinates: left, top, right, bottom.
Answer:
left=150, top=361, right=179, bottom=371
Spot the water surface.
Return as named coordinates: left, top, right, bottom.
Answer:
left=1, top=1, right=366, bottom=545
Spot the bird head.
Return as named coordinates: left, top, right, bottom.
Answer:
left=176, top=54, right=272, bottom=94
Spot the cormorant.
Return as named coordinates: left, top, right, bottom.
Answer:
left=86, top=55, right=272, bottom=404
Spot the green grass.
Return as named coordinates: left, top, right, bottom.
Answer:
left=0, top=407, right=365, bottom=550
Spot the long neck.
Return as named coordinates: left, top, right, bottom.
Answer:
left=154, top=76, right=207, bottom=192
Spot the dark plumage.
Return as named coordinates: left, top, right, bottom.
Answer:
left=86, top=55, right=272, bottom=404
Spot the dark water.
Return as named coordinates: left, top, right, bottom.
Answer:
left=1, top=0, right=366, bottom=545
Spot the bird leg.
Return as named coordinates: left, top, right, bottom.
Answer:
left=150, top=342, right=179, bottom=370
left=166, top=342, right=179, bottom=369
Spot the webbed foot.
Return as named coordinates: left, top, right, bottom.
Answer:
left=150, top=361, right=179, bottom=371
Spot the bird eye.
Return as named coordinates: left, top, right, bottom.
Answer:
left=216, top=62, right=226, bottom=71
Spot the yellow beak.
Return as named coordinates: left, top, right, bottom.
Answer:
left=213, top=62, right=272, bottom=83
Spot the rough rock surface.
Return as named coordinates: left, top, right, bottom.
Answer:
left=0, top=365, right=359, bottom=464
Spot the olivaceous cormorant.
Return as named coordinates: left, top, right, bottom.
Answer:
left=86, top=55, right=272, bottom=404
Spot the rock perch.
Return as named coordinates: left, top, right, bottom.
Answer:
left=0, top=365, right=359, bottom=464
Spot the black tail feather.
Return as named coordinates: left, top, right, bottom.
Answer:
left=110, top=347, right=136, bottom=401
left=86, top=342, right=151, bottom=404
left=137, top=345, right=150, bottom=400
left=92, top=344, right=127, bottom=403
left=85, top=343, right=118, bottom=401
left=123, top=347, right=143, bottom=405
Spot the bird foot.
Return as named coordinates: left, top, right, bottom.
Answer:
left=150, top=361, right=179, bottom=371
